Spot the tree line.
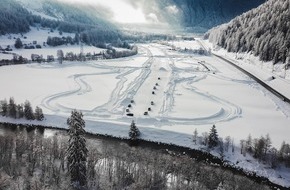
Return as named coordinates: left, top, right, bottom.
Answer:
left=0, top=113, right=271, bottom=190
left=193, top=125, right=290, bottom=169
left=0, top=98, right=44, bottom=121
left=206, top=0, right=290, bottom=64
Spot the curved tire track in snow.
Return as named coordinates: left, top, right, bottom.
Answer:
left=41, top=44, right=242, bottom=125
left=41, top=71, right=118, bottom=114
left=153, top=44, right=242, bottom=125
left=93, top=46, right=154, bottom=115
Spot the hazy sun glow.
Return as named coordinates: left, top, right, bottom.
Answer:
left=109, top=2, right=147, bottom=23
left=60, top=0, right=147, bottom=23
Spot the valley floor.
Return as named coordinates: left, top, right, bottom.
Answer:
left=0, top=40, right=290, bottom=187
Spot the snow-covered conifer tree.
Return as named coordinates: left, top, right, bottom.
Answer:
left=57, top=49, right=64, bottom=64
left=67, top=110, right=88, bottom=189
left=193, top=128, right=198, bottom=145
left=0, top=99, right=8, bottom=116
left=129, top=120, right=140, bottom=141
left=24, top=100, right=34, bottom=120
left=35, top=106, right=44, bottom=121
left=208, top=125, right=219, bottom=148
left=8, top=97, right=17, bottom=118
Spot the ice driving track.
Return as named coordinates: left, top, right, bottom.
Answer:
left=41, top=44, right=242, bottom=125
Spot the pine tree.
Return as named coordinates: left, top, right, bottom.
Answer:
left=67, top=110, right=88, bottom=189
left=193, top=128, right=198, bottom=145
left=246, top=134, right=253, bottom=153
left=24, top=100, right=34, bottom=120
left=57, top=49, right=64, bottom=64
left=17, top=104, right=24, bottom=118
left=8, top=97, right=17, bottom=118
left=34, top=106, right=44, bottom=121
left=129, top=120, right=140, bottom=141
left=208, top=125, right=219, bottom=148
left=15, top=38, right=23, bottom=49
left=0, top=99, right=8, bottom=116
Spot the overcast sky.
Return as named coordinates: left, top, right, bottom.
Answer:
left=58, top=0, right=148, bottom=23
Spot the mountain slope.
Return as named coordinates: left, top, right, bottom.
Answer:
left=206, top=0, right=290, bottom=64
left=173, top=0, right=265, bottom=29
left=1, top=0, right=116, bottom=35
left=147, top=0, right=265, bottom=30
left=41, top=1, right=114, bottom=29
left=0, top=0, right=34, bottom=34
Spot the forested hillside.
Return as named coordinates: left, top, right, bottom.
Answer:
left=41, top=1, right=115, bottom=31
left=0, top=0, right=120, bottom=43
left=153, top=0, right=265, bottom=30
left=0, top=0, right=36, bottom=34
left=206, top=0, right=290, bottom=64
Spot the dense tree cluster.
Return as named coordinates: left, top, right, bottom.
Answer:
left=42, top=1, right=115, bottom=30
left=150, top=0, right=265, bottom=29
left=194, top=127, right=290, bottom=168
left=207, top=0, right=290, bottom=64
left=240, top=134, right=290, bottom=168
left=0, top=0, right=33, bottom=34
left=0, top=98, right=44, bottom=121
left=0, top=0, right=119, bottom=44
left=0, top=125, right=272, bottom=190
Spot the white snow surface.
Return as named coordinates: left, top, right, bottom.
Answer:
left=0, top=27, right=125, bottom=60
left=201, top=39, right=290, bottom=101
left=0, top=40, right=290, bottom=187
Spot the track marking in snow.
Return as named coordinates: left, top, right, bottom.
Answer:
left=38, top=43, right=243, bottom=125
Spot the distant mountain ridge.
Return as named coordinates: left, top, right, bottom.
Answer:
left=206, top=0, right=290, bottom=64
left=0, top=0, right=116, bottom=35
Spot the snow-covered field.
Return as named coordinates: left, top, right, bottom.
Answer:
left=0, top=40, right=290, bottom=187
left=201, top=39, right=290, bottom=100
left=0, top=27, right=108, bottom=60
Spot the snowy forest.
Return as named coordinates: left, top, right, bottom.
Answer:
left=0, top=124, right=274, bottom=190
left=206, top=0, right=290, bottom=64
left=0, top=0, right=119, bottom=43
left=168, top=0, right=265, bottom=29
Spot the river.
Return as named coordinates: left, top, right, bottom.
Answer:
left=0, top=123, right=284, bottom=189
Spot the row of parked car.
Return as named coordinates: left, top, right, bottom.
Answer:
left=126, top=77, right=161, bottom=117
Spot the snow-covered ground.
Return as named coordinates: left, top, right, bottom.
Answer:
left=201, top=39, right=290, bottom=100
left=0, top=40, right=290, bottom=187
left=0, top=27, right=114, bottom=60
left=170, top=40, right=202, bottom=50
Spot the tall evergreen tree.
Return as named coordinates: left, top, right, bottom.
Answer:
left=67, top=110, right=88, bottom=189
left=208, top=125, right=219, bottom=148
left=34, top=106, right=44, bottom=121
left=16, top=104, right=24, bottom=118
left=129, top=120, right=140, bottom=141
left=57, top=50, right=64, bottom=64
left=15, top=38, right=23, bottom=49
left=8, top=97, right=17, bottom=118
left=24, top=100, right=34, bottom=120
left=0, top=99, right=8, bottom=116
left=193, top=128, right=198, bottom=145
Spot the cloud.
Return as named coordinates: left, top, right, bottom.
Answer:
left=123, top=0, right=146, bottom=9
left=166, top=5, right=179, bottom=15
left=146, top=13, right=159, bottom=23
left=57, top=0, right=147, bottom=23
